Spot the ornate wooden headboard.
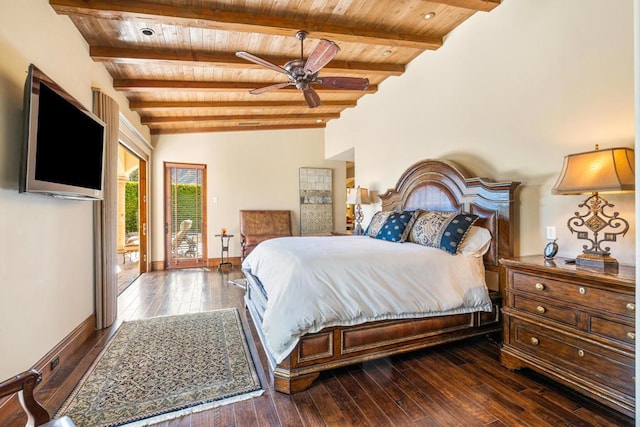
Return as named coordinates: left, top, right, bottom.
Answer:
left=379, top=159, right=520, bottom=280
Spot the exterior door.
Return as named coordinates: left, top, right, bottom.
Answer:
left=116, top=145, right=147, bottom=295
left=164, top=162, right=207, bottom=269
left=138, top=159, right=148, bottom=273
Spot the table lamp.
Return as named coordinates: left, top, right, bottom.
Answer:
left=551, top=145, right=635, bottom=271
left=347, top=186, right=371, bottom=235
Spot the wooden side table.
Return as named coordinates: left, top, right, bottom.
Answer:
left=215, top=234, right=234, bottom=271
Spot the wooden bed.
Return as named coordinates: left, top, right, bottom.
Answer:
left=244, top=159, right=520, bottom=394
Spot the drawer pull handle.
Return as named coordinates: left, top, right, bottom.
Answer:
left=534, top=283, right=545, bottom=291
left=627, top=303, right=635, bottom=311
left=530, top=337, right=539, bottom=345
left=578, top=287, right=586, bottom=295
left=577, top=349, right=584, bottom=357
left=536, top=306, right=546, bottom=314
left=627, top=332, right=635, bottom=341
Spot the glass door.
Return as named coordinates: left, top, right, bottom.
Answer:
left=164, top=162, right=207, bottom=269
left=117, top=144, right=146, bottom=294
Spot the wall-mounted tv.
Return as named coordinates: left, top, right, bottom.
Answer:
left=20, top=64, right=106, bottom=200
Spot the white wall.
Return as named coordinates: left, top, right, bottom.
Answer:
left=326, top=0, right=636, bottom=266
left=151, top=129, right=346, bottom=260
left=0, top=1, right=149, bottom=380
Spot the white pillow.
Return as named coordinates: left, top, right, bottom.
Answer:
left=458, top=226, right=492, bottom=257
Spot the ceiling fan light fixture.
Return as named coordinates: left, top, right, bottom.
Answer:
left=236, top=31, right=370, bottom=108
left=424, top=11, right=436, bottom=20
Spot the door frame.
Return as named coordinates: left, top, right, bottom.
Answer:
left=138, top=159, right=148, bottom=273
left=118, top=130, right=150, bottom=275
left=116, top=144, right=146, bottom=279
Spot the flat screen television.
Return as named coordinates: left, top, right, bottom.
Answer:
left=20, top=64, right=106, bottom=200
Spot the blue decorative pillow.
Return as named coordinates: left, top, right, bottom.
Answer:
left=374, top=211, right=418, bottom=242
left=439, top=213, right=479, bottom=254
left=409, top=211, right=478, bottom=254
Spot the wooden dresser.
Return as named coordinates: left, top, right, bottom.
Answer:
left=500, top=255, right=636, bottom=417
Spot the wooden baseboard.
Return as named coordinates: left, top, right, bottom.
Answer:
left=151, top=257, right=242, bottom=272
left=0, top=314, right=95, bottom=423
left=151, top=260, right=165, bottom=271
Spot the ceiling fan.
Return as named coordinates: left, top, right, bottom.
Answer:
left=236, top=31, right=370, bottom=108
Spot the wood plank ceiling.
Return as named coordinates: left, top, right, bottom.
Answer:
left=50, top=0, right=501, bottom=135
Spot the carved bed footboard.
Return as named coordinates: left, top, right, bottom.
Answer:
left=246, top=279, right=501, bottom=393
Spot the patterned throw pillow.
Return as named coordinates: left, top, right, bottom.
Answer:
left=374, top=211, right=419, bottom=242
left=409, top=211, right=452, bottom=246
left=409, top=211, right=479, bottom=254
left=365, top=211, right=393, bottom=237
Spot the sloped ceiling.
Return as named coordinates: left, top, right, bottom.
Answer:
left=50, top=0, right=501, bottom=134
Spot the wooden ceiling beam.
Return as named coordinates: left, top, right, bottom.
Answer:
left=114, top=79, right=377, bottom=94
left=91, top=46, right=404, bottom=76
left=427, top=0, right=500, bottom=12
left=142, top=113, right=340, bottom=125
left=50, top=0, right=443, bottom=50
left=130, top=100, right=357, bottom=111
left=150, top=123, right=326, bottom=135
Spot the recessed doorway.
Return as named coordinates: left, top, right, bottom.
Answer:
left=116, top=144, right=145, bottom=294
left=346, top=161, right=355, bottom=231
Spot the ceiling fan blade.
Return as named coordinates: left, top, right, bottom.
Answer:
left=236, top=51, right=290, bottom=76
left=250, top=81, right=295, bottom=95
left=303, top=87, right=322, bottom=108
left=304, top=39, right=340, bottom=75
left=317, top=77, right=370, bottom=91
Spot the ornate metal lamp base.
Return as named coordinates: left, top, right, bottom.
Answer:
left=564, top=193, right=628, bottom=274
left=576, top=252, right=619, bottom=272
left=353, top=203, right=364, bottom=235
left=353, top=223, right=364, bottom=235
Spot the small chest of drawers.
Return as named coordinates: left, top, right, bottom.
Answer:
left=500, top=256, right=636, bottom=417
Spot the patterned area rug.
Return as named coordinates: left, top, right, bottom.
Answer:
left=57, top=309, right=263, bottom=426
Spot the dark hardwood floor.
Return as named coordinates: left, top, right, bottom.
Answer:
left=12, top=268, right=636, bottom=426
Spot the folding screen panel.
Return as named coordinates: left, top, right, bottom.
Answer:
left=299, top=167, right=333, bottom=235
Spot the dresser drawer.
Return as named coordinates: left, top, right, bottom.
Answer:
left=511, top=272, right=634, bottom=318
left=512, top=294, right=577, bottom=326
left=508, top=319, right=635, bottom=396
left=591, top=315, right=635, bottom=348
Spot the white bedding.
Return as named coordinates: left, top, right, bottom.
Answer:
left=241, top=235, right=492, bottom=364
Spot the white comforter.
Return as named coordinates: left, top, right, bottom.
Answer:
left=241, top=235, right=492, bottom=364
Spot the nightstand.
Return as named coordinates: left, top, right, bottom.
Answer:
left=500, top=255, right=635, bottom=417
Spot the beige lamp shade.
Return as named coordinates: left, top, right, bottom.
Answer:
left=552, top=147, right=635, bottom=195
left=347, top=186, right=371, bottom=205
